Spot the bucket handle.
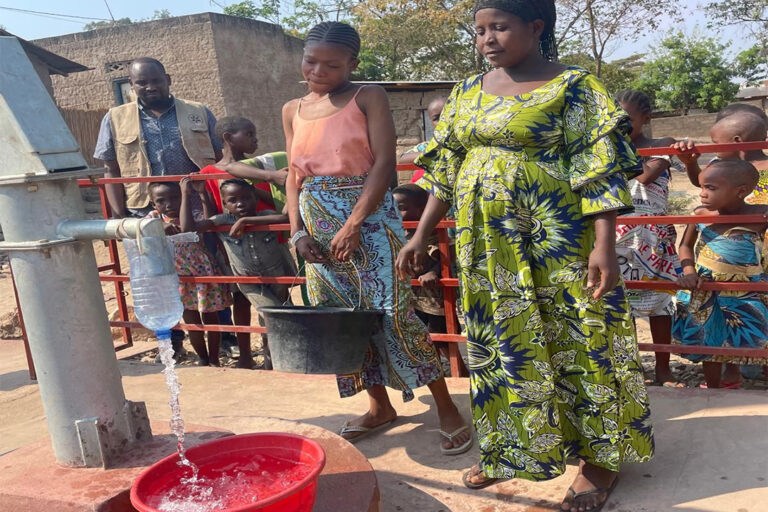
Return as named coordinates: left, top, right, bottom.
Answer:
left=285, top=257, right=365, bottom=310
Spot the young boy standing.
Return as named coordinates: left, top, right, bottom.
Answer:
left=181, top=178, right=290, bottom=370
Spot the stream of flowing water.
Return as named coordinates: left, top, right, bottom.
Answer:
left=153, top=337, right=313, bottom=512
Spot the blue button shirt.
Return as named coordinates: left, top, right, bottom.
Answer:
left=94, top=98, right=221, bottom=176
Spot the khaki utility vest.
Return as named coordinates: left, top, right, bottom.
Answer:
left=109, top=98, right=216, bottom=209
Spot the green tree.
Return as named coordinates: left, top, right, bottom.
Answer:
left=353, top=0, right=480, bottom=80
left=556, top=0, right=681, bottom=78
left=81, top=9, right=171, bottom=31
left=560, top=52, right=644, bottom=94
left=634, top=33, right=741, bottom=114
left=705, top=1, right=768, bottom=82
left=82, top=17, right=132, bottom=31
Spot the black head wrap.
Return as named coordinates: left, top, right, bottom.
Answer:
left=473, top=0, right=558, bottom=61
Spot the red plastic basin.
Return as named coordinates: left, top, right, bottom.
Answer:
left=131, top=433, right=326, bottom=512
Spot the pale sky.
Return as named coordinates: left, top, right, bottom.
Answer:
left=0, top=0, right=756, bottom=59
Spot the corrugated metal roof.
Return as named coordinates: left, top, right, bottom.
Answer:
left=737, top=86, right=768, bottom=100
left=352, top=80, right=457, bottom=91
left=0, top=30, right=89, bottom=76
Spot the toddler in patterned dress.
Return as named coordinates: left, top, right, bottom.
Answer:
left=147, top=180, right=232, bottom=366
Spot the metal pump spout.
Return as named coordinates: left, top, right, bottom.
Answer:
left=57, top=217, right=166, bottom=241
left=0, top=36, right=157, bottom=468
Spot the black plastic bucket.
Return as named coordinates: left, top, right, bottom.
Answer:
left=257, top=306, right=384, bottom=375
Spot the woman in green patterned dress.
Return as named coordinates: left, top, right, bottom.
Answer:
left=396, top=1, right=654, bottom=510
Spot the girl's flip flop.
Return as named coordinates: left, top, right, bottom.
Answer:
left=440, top=425, right=473, bottom=455
left=461, top=465, right=502, bottom=490
left=338, top=418, right=397, bottom=444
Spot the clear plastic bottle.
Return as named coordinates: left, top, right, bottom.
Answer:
left=123, top=235, right=184, bottom=336
left=124, top=234, right=198, bottom=477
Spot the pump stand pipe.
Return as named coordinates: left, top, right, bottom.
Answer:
left=0, top=35, right=163, bottom=469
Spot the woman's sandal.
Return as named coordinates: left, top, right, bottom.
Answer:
left=461, top=465, right=503, bottom=490
left=338, top=418, right=397, bottom=444
left=562, top=475, right=619, bottom=512
left=440, top=425, right=473, bottom=455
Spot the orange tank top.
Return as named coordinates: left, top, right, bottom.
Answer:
left=290, top=86, right=375, bottom=183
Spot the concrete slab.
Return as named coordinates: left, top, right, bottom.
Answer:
left=1, top=338, right=767, bottom=511
left=0, top=423, right=231, bottom=512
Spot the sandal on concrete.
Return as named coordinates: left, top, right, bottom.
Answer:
left=440, top=425, right=473, bottom=455
left=338, top=418, right=396, bottom=444
left=563, top=475, right=619, bottom=512
left=462, top=465, right=501, bottom=490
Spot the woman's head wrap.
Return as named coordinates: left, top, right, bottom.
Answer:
left=473, top=0, right=558, bottom=61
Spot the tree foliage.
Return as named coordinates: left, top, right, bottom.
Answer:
left=353, top=0, right=481, bottom=80
left=555, top=0, right=681, bottom=78
left=82, top=10, right=171, bottom=31
left=560, top=52, right=644, bottom=94
left=634, top=33, right=743, bottom=114
left=222, top=0, right=352, bottom=37
left=705, top=0, right=768, bottom=80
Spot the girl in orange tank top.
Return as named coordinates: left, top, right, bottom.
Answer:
left=282, top=21, right=471, bottom=457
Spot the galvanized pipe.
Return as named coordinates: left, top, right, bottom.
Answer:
left=0, top=38, right=151, bottom=468
left=58, top=217, right=165, bottom=240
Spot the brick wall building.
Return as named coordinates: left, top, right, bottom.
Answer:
left=33, top=13, right=306, bottom=161
left=32, top=14, right=460, bottom=174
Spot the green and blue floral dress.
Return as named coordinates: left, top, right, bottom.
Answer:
left=416, top=67, right=654, bottom=481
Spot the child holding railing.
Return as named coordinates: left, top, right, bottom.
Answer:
left=392, top=184, right=468, bottom=377
left=672, top=107, right=768, bottom=190
left=673, top=159, right=768, bottom=388
left=147, top=179, right=232, bottom=366
left=614, top=90, right=682, bottom=387
left=181, top=178, right=290, bottom=370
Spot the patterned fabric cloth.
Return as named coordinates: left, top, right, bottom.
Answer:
left=299, top=175, right=443, bottom=401
left=616, top=159, right=681, bottom=317
left=415, top=67, right=654, bottom=481
left=746, top=167, right=768, bottom=205
left=94, top=98, right=221, bottom=174
left=672, top=224, right=768, bottom=364
left=145, top=210, right=231, bottom=313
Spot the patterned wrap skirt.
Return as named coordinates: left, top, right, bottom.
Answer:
left=299, top=175, right=443, bottom=400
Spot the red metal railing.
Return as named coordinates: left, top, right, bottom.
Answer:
left=10, top=141, right=768, bottom=379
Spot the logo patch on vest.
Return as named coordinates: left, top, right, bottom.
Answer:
left=188, top=113, right=204, bottom=128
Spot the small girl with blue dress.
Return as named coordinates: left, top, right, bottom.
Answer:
left=673, top=159, right=768, bottom=388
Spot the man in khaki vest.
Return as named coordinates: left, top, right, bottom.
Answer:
left=94, top=57, right=223, bottom=217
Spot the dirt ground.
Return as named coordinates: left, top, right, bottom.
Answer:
left=1, top=167, right=766, bottom=388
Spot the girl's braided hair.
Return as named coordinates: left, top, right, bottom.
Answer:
left=615, top=90, right=653, bottom=115
left=473, top=0, right=558, bottom=61
left=305, top=21, right=361, bottom=59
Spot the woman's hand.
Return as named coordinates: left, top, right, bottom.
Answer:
left=396, top=237, right=428, bottom=281
left=330, top=224, right=362, bottom=262
left=587, top=244, right=620, bottom=300
left=677, top=270, right=701, bottom=290
left=295, top=236, right=328, bottom=264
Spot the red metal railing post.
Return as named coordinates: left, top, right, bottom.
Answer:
left=68, top=142, right=768, bottom=368
left=437, top=224, right=465, bottom=377
left=97, top=183, right=133, bottom=351
left=9, top=265, right=35, bottom=380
